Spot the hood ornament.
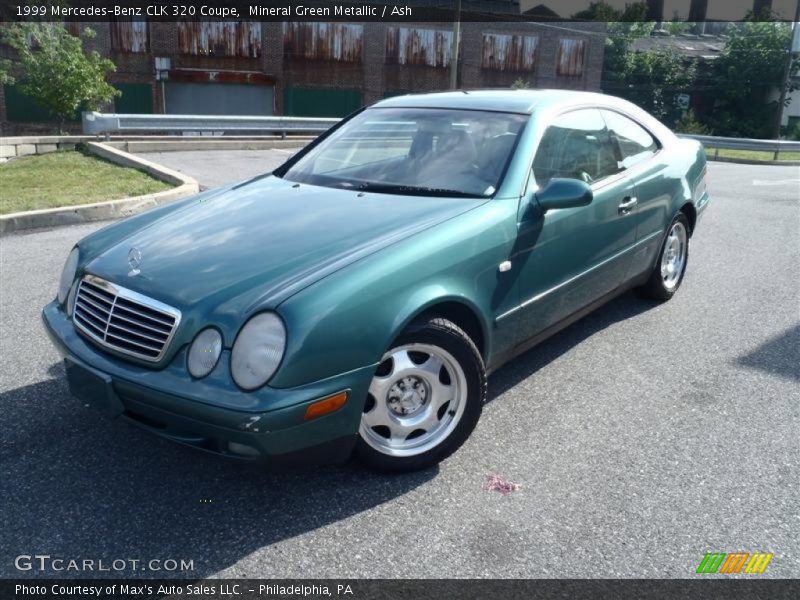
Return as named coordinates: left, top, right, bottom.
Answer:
left=128, top=247, right=142, bottom=277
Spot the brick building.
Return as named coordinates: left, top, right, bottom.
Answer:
left=0, top=18, right=606, bottom=134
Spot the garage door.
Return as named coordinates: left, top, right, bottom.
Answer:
left=165, top=82, right=274, bottom=116
left=114, top=83, right=153, bottom=114
left=283, top=87, right=362, bottom=117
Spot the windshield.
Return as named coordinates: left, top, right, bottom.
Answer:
left=278, top=107, right=528, bottom=198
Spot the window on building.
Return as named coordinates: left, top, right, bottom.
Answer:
left=556, top=38, right=586, bottom=77
left=283, top=23, right=363, bottom=63
left=385, top=27, right=453, bottom=67
left=481, top=33, right=538, bottom=72
left=177, top=22, right=261, bottom=58
left=110, top=20, right=149, bottom=53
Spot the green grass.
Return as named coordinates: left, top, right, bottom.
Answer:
left=0, top=150, right=172, bottom=215
left=706, top=148, right=800, bottom=162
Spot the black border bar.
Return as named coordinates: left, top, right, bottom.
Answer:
left=4, top=579, right=800, bottom=600
left=2, top=0, right=798, bottom=23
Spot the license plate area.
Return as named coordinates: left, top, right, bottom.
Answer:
left=65, top=357, right=123, bottom=417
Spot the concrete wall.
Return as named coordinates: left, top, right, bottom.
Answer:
left=0, top=136, right=89, bottom=163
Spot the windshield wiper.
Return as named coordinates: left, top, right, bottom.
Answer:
left=354, top=182, right=483, bottom=198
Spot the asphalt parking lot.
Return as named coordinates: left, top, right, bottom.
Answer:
left=1, top=155, right=798, bottom=579
left=141, top=148, right=301, bottom=189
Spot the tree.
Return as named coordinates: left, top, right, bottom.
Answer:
left=663, top=21, right=694, bottom=36
left=575, top=3, right=656, bottom=105
left=573, top=2, right=701, bottom=128
left=674, top=108, right=710, bottom=135
left=707, top=20, right=797, bottom=138
left=577, top=2, right=697, bottom=128
left=1, top=23, right=118, bottom=132
left=572, top=1, right=634, bottom=21
left=619, top=49, right=697, bottom=126
left=603, top=19, right=656, bottom=91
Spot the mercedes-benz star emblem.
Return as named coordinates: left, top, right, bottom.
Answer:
left=128, top=247, right=142, bottom=276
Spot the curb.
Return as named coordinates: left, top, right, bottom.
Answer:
left=0, top=142, right=199, bottom=235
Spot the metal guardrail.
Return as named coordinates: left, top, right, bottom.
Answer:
left=83, top=112, right=800, bottom=160
left=679, top=133, right=800, bottom=161
left=82, top=112, right=339, bottom=138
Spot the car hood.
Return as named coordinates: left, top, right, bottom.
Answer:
left=85, top=176, right=485, bottom=315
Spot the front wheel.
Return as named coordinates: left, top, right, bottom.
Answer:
left=355, top=318, right=486, bottom=472
left=636, top=213, right=690, bottom=301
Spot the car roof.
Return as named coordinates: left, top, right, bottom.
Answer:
left=372, top=89, right=610, bottom=115
left=371, top=89, right=678, bottom=144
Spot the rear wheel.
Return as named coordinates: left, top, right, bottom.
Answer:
left=637, top=213, right=690, bottom=300
left=356, top=318, right=485, bottom=472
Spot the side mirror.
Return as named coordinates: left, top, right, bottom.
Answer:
left=534, top=178, right=593, bottom=212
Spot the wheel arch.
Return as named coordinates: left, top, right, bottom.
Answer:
left=393, top=297, right=489, bottom=363
left=679, top=201, right=697, bottom=236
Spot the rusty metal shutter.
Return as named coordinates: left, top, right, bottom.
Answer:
left=165, top=82, right=274, bottom=116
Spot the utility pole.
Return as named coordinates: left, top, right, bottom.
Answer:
left=688, top=0, right=708, bottom=34
left=646, top=0, right=664, bottom=22
left=773, top=0, right=800, bottom=152
left=449, top=0, right=461, bottom=90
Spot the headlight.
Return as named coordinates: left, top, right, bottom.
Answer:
left=57, top=247, right=79, bottom=305
left=231, top=312, right=286, bottom=390
left=187, top=328, right=223, bottom=379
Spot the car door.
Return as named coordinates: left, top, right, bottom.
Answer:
left=600, top=109, right=666, bottom=279
left=511, top=108, right=638, bottom=340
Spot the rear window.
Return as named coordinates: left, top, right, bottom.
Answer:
left=533, top=108, right=621, bottom=186
left=602, top=110, right=659, bottom=169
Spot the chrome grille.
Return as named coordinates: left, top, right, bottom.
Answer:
left=73, top=275, right=181, bottom=362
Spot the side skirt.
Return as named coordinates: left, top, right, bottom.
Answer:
left=486, top=270, right=650, bottom=376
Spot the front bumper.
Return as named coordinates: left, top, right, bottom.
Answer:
left=42, top=301, right=374, bottom=467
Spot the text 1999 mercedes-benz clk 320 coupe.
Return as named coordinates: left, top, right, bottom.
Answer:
left=43, top=90, right=709, bottom=472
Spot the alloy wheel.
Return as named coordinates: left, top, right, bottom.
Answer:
left=359, top=343, right=468, bottom=457
left=660, top=221, right=688, bottom=291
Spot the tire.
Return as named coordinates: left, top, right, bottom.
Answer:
left=355, top=317, right=486, bottom=472
left=636, top=213, right=690, bottom=301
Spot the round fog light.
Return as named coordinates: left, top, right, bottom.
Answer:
left=187, top=328, right=223, bottom=378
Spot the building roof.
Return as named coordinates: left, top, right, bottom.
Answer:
left=633, top=32, right=726, bottom=60
left=520, top=4, right=561, bottom=18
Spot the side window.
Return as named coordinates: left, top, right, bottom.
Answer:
left=532, top=109, right=620, bottom=187
left=602, top=110, right=659, bottom=170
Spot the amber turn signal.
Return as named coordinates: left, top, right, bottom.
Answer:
left=304, top=391, right=349, bottom=421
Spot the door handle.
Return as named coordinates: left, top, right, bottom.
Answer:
left=618, top=196, right=638, bottom=215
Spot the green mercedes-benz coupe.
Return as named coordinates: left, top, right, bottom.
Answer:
left=43, top=90, right=709, bottom=472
